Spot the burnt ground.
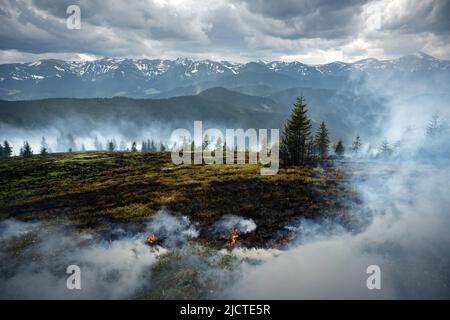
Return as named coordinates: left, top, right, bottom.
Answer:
left=0, top=152, right=361, bottom=247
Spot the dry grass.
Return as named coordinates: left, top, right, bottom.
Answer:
left=0, top=152, right=358, bottom=246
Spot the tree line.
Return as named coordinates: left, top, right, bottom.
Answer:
left=1, top=98, right=445, bottom=160
left=0, top=137, right=169, bottom=158
left=280, top=96, right=362, bottom=166
left=0, top=140, right=44, bottom=158
left=279, top=96, right=448, bottom=166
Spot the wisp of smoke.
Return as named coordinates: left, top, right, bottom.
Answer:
left=212, top=215, right=257, bottom=236
left=0, top=219, right=41, bottom=240
left=145, top=207, right=199, bottom=247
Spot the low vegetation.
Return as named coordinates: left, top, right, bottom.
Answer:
left=0, top=151, right=358, bottom=247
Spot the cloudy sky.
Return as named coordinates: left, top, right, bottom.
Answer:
left=0, top=0, right=449, bottom=64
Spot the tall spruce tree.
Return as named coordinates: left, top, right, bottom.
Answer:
left=280, top=96, right=312, bottom=166
left=315, top=121, right=330, bottom=160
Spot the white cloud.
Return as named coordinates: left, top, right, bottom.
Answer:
left=0, top=0, right=449, bottom=63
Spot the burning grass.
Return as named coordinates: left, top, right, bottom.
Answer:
left=224, top=229, right=240, bottom=249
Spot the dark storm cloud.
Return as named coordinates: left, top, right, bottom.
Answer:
left=0, top=0, right=209, bottom=57
left=31, top=0, right=210, bottom=40
left=235, top=0, right=366, bottom=39
left=0, top=0, right=449, bottom=63
left=365, top=0, right=450, bottom=36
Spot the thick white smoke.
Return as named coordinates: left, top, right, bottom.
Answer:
left=216, top=63, right=450, bottom=299
left=224, top=163, right=450, bottom=299
left=0, top=208, right=201, bottom=299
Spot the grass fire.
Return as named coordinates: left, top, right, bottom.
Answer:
left=225, top=229, right=240, bottom=249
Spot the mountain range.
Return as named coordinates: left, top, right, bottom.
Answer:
left=1, top=52, right=449, bottom=146
left=1, top=52, right=449, bottom=100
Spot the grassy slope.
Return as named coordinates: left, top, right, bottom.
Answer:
left=0, top=152, right=358, bottom=246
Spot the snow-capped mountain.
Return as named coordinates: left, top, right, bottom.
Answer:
left=0, top=57, right=240, bottom=83
left=0, top=52, right=449, bottom=100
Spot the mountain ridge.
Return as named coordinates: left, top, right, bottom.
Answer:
left=1, top=52, right=449, bottom=100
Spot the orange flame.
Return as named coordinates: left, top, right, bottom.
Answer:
left=146, top=233, right=158, bottom=245
left=225, top=229, right=239, bottom=249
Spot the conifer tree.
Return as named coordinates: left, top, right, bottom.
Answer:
left=351, top=136, right=362, bottom=155
left=202, top=134, right=210, bottom=151
left=0, top=144, right=4, bottom=158
left=280, top=96, right=312, bottom=166
left=379, top=139, right=392, bottom=157
left=67, top=133, right=76, bottom=151
left=40, top=146, right=48, bottom=156
left=315, top=121, right=330, bottom=160
left=94, top=136, right=103, bottom=151
left=131, top=141, right=137, bottom=152
left=150, top=140, right=157, bottom=152
left=20, top=141, right=33, bottom=157
left=111, top=139, right=117, bottom=151
left=40, top=136, right=48, bottom=150
left=107, top=140, right=115, bottom=152
left=426, top=114, right=443, bottom=137
left=334, top=140, right=345, bottom=157
left=306, top=138, right=316, bottom=161
left=40, top=136, right=49, bottom=155
left=215, top=136, right=223, bottom=151
left=3, top=140, right=12, bottom=157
